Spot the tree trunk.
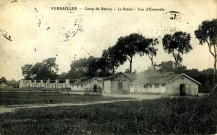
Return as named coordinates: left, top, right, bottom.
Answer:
left=172, top=51, right=178, bottom=69
left=213, top=57, right=216, bottom=86
left=129, top=56, right=133, bottom=73
left=175, top=60, right=178, bottom=69
left=49, top=67, right=51, bottom=78
left=150, top=54, right=154, bottom=66
left=213, top=45, right=217, bottom=86
left=112, top=66, right=115, bottom=74
left=207, top=41, right=216, bottom=86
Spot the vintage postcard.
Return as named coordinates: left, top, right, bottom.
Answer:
left=0, top=0, right=216, bottom=134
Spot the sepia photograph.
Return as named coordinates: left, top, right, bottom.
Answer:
left=0, top=0, right=217, bottom=134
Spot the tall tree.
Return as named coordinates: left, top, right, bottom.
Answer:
left=21, top=64, right=33, bottom=79
left=147, top=39, right=159, bottom=66
left=100, top=50, right=113, bottom=74
left=58, top=72, right=68, bottom=80
left=31, top=62, right=49, bottom=80
left=22, top=58, right=59, bottom=80
left=68, top=58, right=87, bottom=79
left=42, top=58, right=59, bottom=77
left=86, top=56, right=99, bottom=77
left=116, top=33, right=145, bottom=73
left=95, top=56, right=114, bottom=76
left=138, top=38, right=159, bottom=66
left=0, top=77, right=7, bottom=84
left=69, top=56, right=101, bottom=78
left=162, top=31, right=192, bottom=68
left=194, top=19, right=217, bottom=85
left=70, top=58, right=88, bottom=72
left=102, top=46, right=126, bottom=74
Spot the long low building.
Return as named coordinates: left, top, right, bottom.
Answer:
left=19, top=79, right=74, bottom=89
left=71, top=77, right=105, bottom=92
left=103, top=72, right=135, bottom=94
left=19, top=71, right=201, bottom=96
left=131, top=72, right=201, bottom=96
left=0, top=82, right=8, bottom=88
left=103, top=72, right=200, bottom=96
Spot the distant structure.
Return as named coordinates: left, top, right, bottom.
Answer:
left=0, top=82, right=8, bottom=88
left=19, top=79, right=73, bottom=89
left=103, top=72, right=135, bottom=94
left=19, top=71, right=200, bottom=96
left=71, top=77, right=105, bottom=92
left=131, top=72, right=200, bottom=96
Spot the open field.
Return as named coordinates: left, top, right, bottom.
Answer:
left=0, top=90, right=133, bottom=106
left=0, top=93, right=216, bottom=134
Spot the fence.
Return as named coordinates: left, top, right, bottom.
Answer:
left=19, top=79, right=72, bottom=89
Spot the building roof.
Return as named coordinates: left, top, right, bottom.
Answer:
left=105, top=72, right=135, bottom=81
left=133, top=72, right=201, bottom=85
left=72, top=76, right=90, bottom=85
left=124, top=73, right=136, bottom=80
left=167, top=73, right=201, bottom=85
left=72, top=76, right=105, bottom=85
left=0, top=82, right=8, bottom=86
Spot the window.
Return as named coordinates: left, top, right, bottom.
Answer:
left=149, top=85, right=152, bottom=88
left=81, top=85, right=83, bottom=87
left=143, top=85, right=148, bottom=88
left=161, top=84, right=165, bottom=87
left=118, top=81, right=123, bottom=90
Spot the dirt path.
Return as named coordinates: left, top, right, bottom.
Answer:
left=103, top=94, right=164, bottom=100
left=0, top=94, right=164, bottom=114
left=0, top=99, right=132, bottom=114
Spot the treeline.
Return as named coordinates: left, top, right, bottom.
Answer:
left=0, top=77, right=19, bottom=88
left=21, top=19, right=217, bottom=89
left=21, top=58, right=58, bottom=80
left=59, top=31, right=193, bottom=79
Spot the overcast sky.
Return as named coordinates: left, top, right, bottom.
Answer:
left=0, top=0, right=216, bottom=80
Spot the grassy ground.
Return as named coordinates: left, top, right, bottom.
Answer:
left=0, top=91, right=131, bottom=106
left=0, top=96, right=216, bottom=134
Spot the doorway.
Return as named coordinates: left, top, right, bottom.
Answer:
left=94, top=85, right=97, bottom=92
left=180, top=84, right=186, bottom=96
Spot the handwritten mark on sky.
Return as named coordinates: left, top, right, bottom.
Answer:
left=0, top=30, right=12, bottom=41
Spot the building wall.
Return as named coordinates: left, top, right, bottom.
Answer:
left=85, top=80, right=103, bottom=92
left=106, top=73, right=131, bottom=94
left=131, top=75, right=199, bottom=95
left=111, top=80, right=130, bottom=94
left=0, top=83, right=8, bottom=88
left=58, top=83, right=67, bottom=88
left=47, top=83, right=58, bottom=88
left=19, top=79, right=71, bottom=89
left=130, top=84, right=134, bottom=93
left=165, top=76, right=199, bottom=96
left=131, top=84, right=166, bottom=94
left=19, top=80, right=30, bottom=88
left=71, top=84, right=85, bottom=91
left=103, top=80, right=111, bottom=93
left=146, top=84, right=166, bottom=94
